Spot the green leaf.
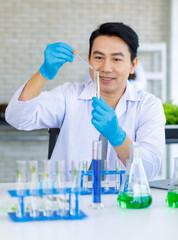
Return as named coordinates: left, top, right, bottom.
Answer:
left=17, top=170, right=22, bottom=178
left=30, top=166, right=36, bottom=174
left=163, top=101, right=178, bottom=125
left=73, top=168, right=77, bottom=176
left=43, top=171, right=48, bottom=178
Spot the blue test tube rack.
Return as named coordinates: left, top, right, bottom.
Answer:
left=80, top=170, right=125, bottom=195
left=7, top=187, right=87, bottom=222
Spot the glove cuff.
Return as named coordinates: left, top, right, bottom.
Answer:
left=39, top=64, right=56, bottom=80
left=109, top=129, right=126, bottom=147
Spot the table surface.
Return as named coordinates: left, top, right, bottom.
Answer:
left=0, top=183, right=178, bottom=240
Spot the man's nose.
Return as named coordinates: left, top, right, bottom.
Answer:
left=101, top=59, right=112, bottom=72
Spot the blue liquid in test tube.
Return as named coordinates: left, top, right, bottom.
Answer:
left=90, top=140, right=104, bottom=209
left=93, top=159, right=101, bottom=203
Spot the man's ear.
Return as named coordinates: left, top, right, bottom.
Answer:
left=88, top=54, right=90, bottom=62
left=130, top=57, right=138, bottom=74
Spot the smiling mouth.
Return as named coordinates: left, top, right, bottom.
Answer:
left=100, top=76, right=115, bottom=82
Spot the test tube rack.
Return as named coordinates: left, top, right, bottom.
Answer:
left=80, top=170, right=125, bottom=195
left=7, top=187, right=87, bottom=222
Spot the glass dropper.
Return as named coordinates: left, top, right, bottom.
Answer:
left=73, top=49, right=100, bottom=99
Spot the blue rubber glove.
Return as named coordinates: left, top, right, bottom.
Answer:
left=39, top=42, right=75, bottom=80
left=91, top=97, right=126, bottom=147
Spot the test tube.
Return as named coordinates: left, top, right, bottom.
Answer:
left=90, top=140, right=104, bottom=209
left=28, top=160, right=39, bottom=218
left=70, top=161, right=81, bottom=216
left=42, top=160, right=53, bottom=217
left=94, top=71, right=100, bottom=99
left=55, top=160, right=67, bottom=216
left=16, top=160, right=26, bottom=218
left=104, top=160, right=110, bottom=191
left=115, top=159, right=120, bottom=191
left=82, top=160, right=88, bottom=190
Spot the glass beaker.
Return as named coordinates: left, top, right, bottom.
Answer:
left=166, top=157, right=178, bottom=208
left=117, top=144, right=152, bottom=209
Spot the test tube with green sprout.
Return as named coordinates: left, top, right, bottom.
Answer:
left=42, top=160, right=53, bottom=217
left=16, top=160, right=26, bottom=218
left=70, top=161, right=81, bottom=216
left=94, top=71, right=100, bottom=99
left=55, top=160, right=67, bottom=216
left=82, top=160, right=88, bottom=190
left=28, top=160, right=39, bottom=217
left=104, top=160, right=110, bottom=191
left=115, top=159, right=120, bottom=191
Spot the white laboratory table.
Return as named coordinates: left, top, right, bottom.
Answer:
left=0, top=183, right=178, bottom=240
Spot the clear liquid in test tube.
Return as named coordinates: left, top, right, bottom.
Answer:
left=42, top=160, right=53, bottom=217
left=104, top=160, right=110, bottom=191
left=70, top=161, right=81, bottom=216
left=115, top=159, right=120, bottom=191
left=94, top=71, right=100, bottom=99
left=16, top=160, right=26, bottom=218
left=55, top=160, right=67, bottom=216
left=28, top=160, right=39, bottom=218
left=82, top=160, right=88, bottom=190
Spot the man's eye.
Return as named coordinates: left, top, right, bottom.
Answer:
left=113, top=58, right=121, bottom=62
left=95, top=56, right=103, bottom=60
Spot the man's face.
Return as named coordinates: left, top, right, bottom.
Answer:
left=88, top=35, right=138, bottom=96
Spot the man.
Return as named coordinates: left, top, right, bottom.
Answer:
left=5, top=22, right=165, bottom=180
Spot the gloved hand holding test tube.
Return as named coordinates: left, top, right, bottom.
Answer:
left=73, top=49, right=100, bottom=99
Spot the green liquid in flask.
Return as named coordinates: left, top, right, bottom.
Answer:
left=117, top=193, right=152, bottom=209
left=166, top=191, right=178, bottom=208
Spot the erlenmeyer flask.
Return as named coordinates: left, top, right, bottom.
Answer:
left=117, top=144, right=152, bottom=209
left=166, top=157, right=178, bottom=208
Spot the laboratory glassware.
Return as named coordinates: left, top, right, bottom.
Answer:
left=42, top=160, right=53, bottom=217
left=73, top=49, right=100, bottom=99
left=82, top=160, right=88, bottom=190
left=55, top=160, right=67, bottom=216
left=118, top=144, right=152, bottom=209
left=16, top=160, right=26, bottom=218
left=104, top=160, right=109, bottom=191
left=115, top=159, right=120, bottom=191
left=94, top=71, right=100, bottom=99
left=70, top=161, right=81, bottom=216
left=90, top=140, right=104, bottom=209
left=28, top=160, right=39, bottom=217
left=73, top=49, right=94, bottom=70
left=166, top=157, right=178, bottom=208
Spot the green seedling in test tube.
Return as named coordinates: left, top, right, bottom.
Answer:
left=17, top=170, right=22, bottom=179
left=94, top=71, right=100, bottom=99
left=43, top=171, right=48, bottom=179
left=115, top=160, right=120, bottom=191
left=83, top=163, right=87, bottom=171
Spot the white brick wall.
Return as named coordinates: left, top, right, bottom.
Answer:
left=0, top=0, right=171, bottom=182
left=0, top=0, right=170, bottom=103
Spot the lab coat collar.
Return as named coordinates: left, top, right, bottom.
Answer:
left=78, top=80, right=143, bottom=102
left=78, top=81, right=96, bottom=100
left=115, top=81, right=143, bottom=118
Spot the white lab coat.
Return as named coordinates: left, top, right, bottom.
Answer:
left=5, top=80, right=166, bottom=180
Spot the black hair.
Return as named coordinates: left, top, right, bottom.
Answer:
left=89, top=22, right=139, bottom=62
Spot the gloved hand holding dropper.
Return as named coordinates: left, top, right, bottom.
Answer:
left=39, top=42, right=75, bottom=80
